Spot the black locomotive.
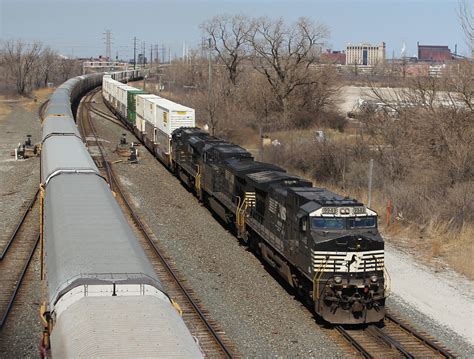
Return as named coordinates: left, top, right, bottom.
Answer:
left=171, top=128, right=386, bottom=324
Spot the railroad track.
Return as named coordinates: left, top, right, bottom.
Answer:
left=0, top=191, right=40, bottom=330
left=78, top=89, right=236, bottom=358
left=88, top=104, right=129, bottom=130
left=336, top=313, right=455, bottom=358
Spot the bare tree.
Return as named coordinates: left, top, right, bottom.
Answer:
left=248, top=17, right=329, bottom=123
left=2, top=40, right=43, bottom=95
left=58, top=57, right=79, bottom=82
left=458, top=0, right=474, bottom=54
left=201, top=77, right=226, bottom=136
left=31, top=47, right=57, bottom=89
left=201, top=15, right=252, bottom=86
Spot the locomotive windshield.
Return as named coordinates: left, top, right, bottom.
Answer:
left=347, top=216, right=376, bottom=229
left=311, top=217, right=345, bottom=229
left=311, top=216, right=376, bottom=230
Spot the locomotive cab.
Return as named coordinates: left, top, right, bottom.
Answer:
left=288, top=188, right=386, bottom=324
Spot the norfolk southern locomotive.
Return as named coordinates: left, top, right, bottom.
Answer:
left=103, top=78, right=386, bottom=324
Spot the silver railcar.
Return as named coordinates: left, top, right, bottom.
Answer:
left=40, top=72, right=203, bottom=358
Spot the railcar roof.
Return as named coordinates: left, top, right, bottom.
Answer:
left=225, top=158, right=285, bottom=175
left=209, top=143, right=251, bottom=155
left=42, top=115, right=80, bottom=142
left=41, top=136, right=99, bottom=184
left=246, top=170, right=312, bottom=191
left=51, top=296, right=203, bottom=358
left=44, top=175, right=161, bottom=304
left=290, top=187, right=361, bottom=205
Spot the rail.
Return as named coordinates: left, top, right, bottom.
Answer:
left=385, top=313, right=455, bottom=358
left=336, top=314, right=456, bottom=358
left=335, top=326, right=373, bottom=359
left=0, top=189, right=39, bottom=260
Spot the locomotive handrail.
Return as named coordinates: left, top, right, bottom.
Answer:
left=313, top=256, right=329, bottom=300
left=195, top=165, right=202, bottom=193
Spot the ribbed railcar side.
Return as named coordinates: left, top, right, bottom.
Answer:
left=41, top=72, right=203, bottom=358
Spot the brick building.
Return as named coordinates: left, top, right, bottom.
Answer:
left=417, top=44, right=453, bottom=62
left=320, top=50, right=346, bottom=65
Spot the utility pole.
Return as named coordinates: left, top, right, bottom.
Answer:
left=367, top=158, right=374, bottom=207
left=150, top=44, right=153, bottom=67
left=133, top=37, right=137, bottom=69
left=207, top=38, right=213, bottom=134
left=103, top=29, right=112, bottom=60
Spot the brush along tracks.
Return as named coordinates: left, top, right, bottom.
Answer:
left=0, top=190, right=40, bottom=330
left=38, top=99, right=49, bottom=123
left=336, top=313, right=455, bottom=359
left=78, top=89, right=236, bottom=358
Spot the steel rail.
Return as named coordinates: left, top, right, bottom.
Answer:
left=78, top=90, right=113, bottom=185
left=0, top=234, right=40, bottom=330
left=0, top=189, right=39, bottom=260
left=81, top=89, right=234, bottom=358
left=335, top=326, right=373, bottom=359
left=368, top=325, right=414, bottom=358
left=385, top=314, right=456, bottom=359
left=88, top=105, right=128, bottom=130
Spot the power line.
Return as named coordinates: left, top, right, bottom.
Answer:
left=133, top=36, right=137, bottom=69
left=103, top=29, right=113, bottom=60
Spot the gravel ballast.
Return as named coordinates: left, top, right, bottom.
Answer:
left=92, top=93, right=349, bottom=357
left=0, top=101, right=42, bottom=357
left=0, top=103, right=40, bottom=250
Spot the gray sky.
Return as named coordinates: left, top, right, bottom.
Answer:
left=0, top=0, right=469, bottom=60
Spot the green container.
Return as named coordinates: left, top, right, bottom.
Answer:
left=127, top=90, right=147, bottom=124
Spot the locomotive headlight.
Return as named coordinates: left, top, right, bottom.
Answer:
left=334, top=276, right=342, bottom=284
left=339, top=208, right=350, bottom=215
left=370, top=275, right=378, bottom=283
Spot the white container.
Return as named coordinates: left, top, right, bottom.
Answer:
left=137, top=95, right=160, bottom=123
left=116, top=85, right=135, bottom=107
left=136, top=116, right=146, bottom=132
left=152, top=98, right=195, bottom=135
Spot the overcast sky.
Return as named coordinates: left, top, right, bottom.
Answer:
left=0, top=0, right=469, bottom=60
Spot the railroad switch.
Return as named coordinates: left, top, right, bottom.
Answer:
left=129, top=146, right=139, bottom=164
left=12, top=135, right=38, bottom=159
left=116, top=133, right=130, bottom=157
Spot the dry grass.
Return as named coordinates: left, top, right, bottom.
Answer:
left=22, top=87, right=54, bottom=112
left=0, top=97, right=13, bottom=118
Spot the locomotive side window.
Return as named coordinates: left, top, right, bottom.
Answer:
left=347, top=216, right=376, bottom=229
left=311, top=217, right=344, bottom=229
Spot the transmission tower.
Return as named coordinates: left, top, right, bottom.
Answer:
left=103, top=29, right=113, bottom=60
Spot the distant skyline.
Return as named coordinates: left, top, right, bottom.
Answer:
left=0, top=0, right=469, bottom=60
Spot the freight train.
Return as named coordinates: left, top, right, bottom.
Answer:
left=40, top=71, right=203, bottom=357
left=103, top=76, right=387, bottom=324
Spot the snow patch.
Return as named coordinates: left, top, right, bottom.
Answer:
left=385, top=244, right=474, bottom=345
